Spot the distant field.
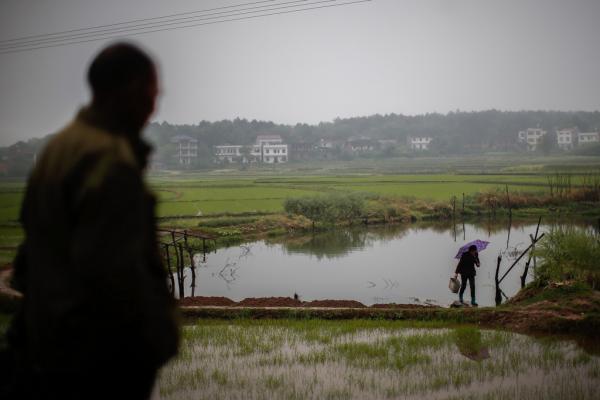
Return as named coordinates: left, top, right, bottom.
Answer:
left=0, top=173, right=580, bottom=224
left=0, top=158, right=597, bottom=264
left=151, top=174, right=550, bottom=217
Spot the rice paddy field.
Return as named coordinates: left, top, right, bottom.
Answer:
left=0, top=171, right=587, bottom=264
left=150, top=174, right=550, bottom=217
left=158, top=319, right=600, bottom=400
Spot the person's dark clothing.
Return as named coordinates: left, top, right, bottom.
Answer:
left=459, top=274, right=475, bottom=300
left=2, top=107, right=179, bottom=399
left=454, top=252, right=480, bottom=276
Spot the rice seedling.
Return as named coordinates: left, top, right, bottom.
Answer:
left=158, top=319, right=600, bottom=400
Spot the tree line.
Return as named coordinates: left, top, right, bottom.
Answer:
left=2, top=110, right=600, bottom=175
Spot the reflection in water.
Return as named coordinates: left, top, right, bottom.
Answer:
left=173, top=218, right=592, bottom=306
left=454, top=327, right=491, bottom=361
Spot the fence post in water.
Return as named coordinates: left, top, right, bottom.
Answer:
left=520, top=217, right=542, bottom=288
left=452, top=196, right=456, bottom=219
left=505, top=185, right=512, bottom=220
left=498, top=233, right=545, bottom=285
left=183, top=231, right=196, bottom=297
left=462, top=192, right=465, bottom=214
left=163, top=244, right=175, bottom=297
left=495, top=254, right=502, bottom=306
left=177, top=243, right=185, bottom=298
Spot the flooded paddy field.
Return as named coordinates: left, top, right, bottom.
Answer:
left=159, top=319, right=600, bottom=400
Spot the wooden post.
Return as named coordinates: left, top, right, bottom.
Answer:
left=452, top=196, right=456, bottom=220
left=495, top=254, right=502, bottom=306
left=505, top=185, right=512, bottom=220
left=453, top=219, right=457, bottom=242
left=498, top=233, right=545, bottom=284
left=163, top=244, right=175, bottom=297
left=520, top=217, right=542, bottom=288
left=177, top=243, right=185, bottom=298
left=462, top=192, right=465, bottom=214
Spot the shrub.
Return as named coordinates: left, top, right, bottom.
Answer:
left=536, top=227, right=600, bottom=288
left=284, top=194, right=366, bottom=227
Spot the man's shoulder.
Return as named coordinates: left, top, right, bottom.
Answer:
left=55, top=118, right=135, bottom=164
left=36, top=116, right=137, bottom=180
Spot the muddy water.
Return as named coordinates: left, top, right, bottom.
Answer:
left=174, top=219, right=593, bottom=307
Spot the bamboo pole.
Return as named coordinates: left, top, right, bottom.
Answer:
left=495, top=255, right=502, bottom=306
left=498, top=233, right=545, bottom=284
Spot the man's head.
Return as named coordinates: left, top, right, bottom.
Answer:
left=468, top=245, right=477, bottom=255
left=87, top=42, right=158, bottom=135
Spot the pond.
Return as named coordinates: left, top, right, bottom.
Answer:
left=174, top=219, right=593, bottom=307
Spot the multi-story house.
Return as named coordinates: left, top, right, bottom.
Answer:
left=172, top=135, right=198, bottom=165
left=578, top=131, right=600, bottom=146
left=518, top=128, right=547, bottom=152
left=214, top=135, right=288, bottom=164
left=346, top=137, right=377, bottom=153
left=289, top=142, right=315, bottom=161
left=256, top=135, right=288, bottom=163
left=407, top=136, right=433, bottom=151
left=556, top=127, right=578, bottom=150
left=214, top=145, right=244, bottom=163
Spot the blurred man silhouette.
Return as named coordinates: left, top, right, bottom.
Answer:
left=1, top=43, right=179, bottom=399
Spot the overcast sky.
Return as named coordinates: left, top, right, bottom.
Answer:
left=1, top=0, right=599, bottom=146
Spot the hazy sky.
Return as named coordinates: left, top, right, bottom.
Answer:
left=1, top=0, right=599, bottom=145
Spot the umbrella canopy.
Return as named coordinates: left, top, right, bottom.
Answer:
left=455, top=240, right=490, bottom=259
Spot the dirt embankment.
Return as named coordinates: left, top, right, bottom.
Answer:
left=179, top=282, right=600, bottom=337
left=179, top=296, right=432, bottom=309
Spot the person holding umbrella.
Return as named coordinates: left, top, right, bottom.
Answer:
left=454, top=244, right=482, bottom=306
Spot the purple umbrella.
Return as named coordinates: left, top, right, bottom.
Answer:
left=455, top=240, right=490, bottom=259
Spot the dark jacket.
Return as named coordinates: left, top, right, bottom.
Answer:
left=455, top=252, right=480, bottom=276
left=5, top=108, right=179, bottom=385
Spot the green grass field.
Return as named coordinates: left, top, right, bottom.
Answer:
left=0, top=164, right=596, bottom=264
left=0, top=174, right=553, bottom=223
left=150, top=174, right=549, bottom=217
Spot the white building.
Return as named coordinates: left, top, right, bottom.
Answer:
left=172, top=135, right=198, bottom=165
left=578, top=132, right=600, bottom=146
left=214, top=135, right=288, bottom=164
left=214, top=145, right=243, bottom=163
left=518, top=128, right=547, bottom=152
left=556, top=128, right=578, bottom=150
left=256, top=135, right=288, bottom=163
left=407, top=136, right=433, bottom=151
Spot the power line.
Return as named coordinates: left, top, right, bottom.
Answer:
left=0, top=0, right=371, bottom=55
left=0, top=0, right=321, bottom=50
left=0, top=0, right=277, bottom=44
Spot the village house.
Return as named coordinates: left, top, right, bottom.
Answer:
left=214, top=145, right=245, bottom=163
left=556, top=127, right=578, bottom=150
left=345, top=137, right=378, bottom=153
left=578, top=131, right=600, bottom=146
left=518, top=128, right=547, bottom=152
left=214, top=135, right=288, bottom=164
left=171, top=135, right=198, bottom=165
left=407, top=136, right=433, bottom=151
left=289, top=141, right=315, bottom=161
left=256, top=135, right=288, bottom=164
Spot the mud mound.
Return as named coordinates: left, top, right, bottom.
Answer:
left=371, top=303, right=439, bottom=309
left=303, top=300, right=366, bottom=308
left=236, top=297, right=303, bottom=307
left=179, top=296, right=236, bottom=307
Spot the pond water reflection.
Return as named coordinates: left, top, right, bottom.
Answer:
left=174, top=219, right=593, bottom=307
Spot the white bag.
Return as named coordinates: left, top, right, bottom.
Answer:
left=449, top=277, right=460, bottom=293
